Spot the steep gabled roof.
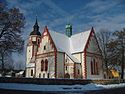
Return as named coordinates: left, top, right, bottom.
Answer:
left=49, top=31, right=79, bottom=63
left=47, top=27, right=92, bottom=63
left=70, top=30, right=91, bottom=53
left=49, top=30, right=70, bottom=53
left=49, top=29, right=91, bottom=54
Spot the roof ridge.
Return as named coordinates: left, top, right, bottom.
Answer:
left=49, top=30, right=69, bottom=38
left=71, top=29, right=91, bottom=37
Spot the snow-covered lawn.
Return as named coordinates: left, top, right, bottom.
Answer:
left=0, top=83, right=125, bottom=92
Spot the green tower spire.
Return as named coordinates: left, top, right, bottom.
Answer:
left=65, top=24, right=72, bottom=37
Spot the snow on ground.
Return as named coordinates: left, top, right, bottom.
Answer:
left=97, top=83, right=125, bottom=89
left=0, top=83, right=125, bottom=92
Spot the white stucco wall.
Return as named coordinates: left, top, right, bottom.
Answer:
left=86, top=35, right=100, bottom=53
left=26, top=46, right=33, bottom=64
left=82, top=52, right=86, bottom=79
left=85, top=34, right=103, bottom=79
left=72, top=53, right=82, bottom=63
left=86, top=56, right=103, bottom=79
left=56, top=52, right=65, bottom=78
left=26, top=35, right=40, bottom=78
left=35, top=56, right=55, bottom=78
left=34, top=32, right=56, bottom=78
left=73, top=53, right=85, bottom=79
left=65, top=54, right=75, bottom=79
left=26, top=68, right=35, bottom=78
left=75, top=63, right=82, bottom=78
left=37, top=35, right=54, bottom=54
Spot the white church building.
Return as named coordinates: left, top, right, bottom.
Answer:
left=26, top=19, right=104, bottom=79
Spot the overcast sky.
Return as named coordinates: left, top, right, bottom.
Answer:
left=2, top=0, right=125, bottom=67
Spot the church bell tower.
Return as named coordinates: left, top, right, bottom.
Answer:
left=26, top=17, right=41, bottom=78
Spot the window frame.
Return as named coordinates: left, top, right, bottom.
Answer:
left=31, top=69, right=33, bottom=76
left=91, top=58, right=99, bottom=75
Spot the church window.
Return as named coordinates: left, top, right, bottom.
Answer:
left=66, top=58, right=69, bottom=63
left=43, top=73, right=45, bottom=78
left=45, top=59, right=48, bottom=71
left=41, top=60, right=44, bottom=71
left=78, top=69, right=80, bottom=74
left=91, top=61, right=94, bottom=74
left=44, top=45, right=46, bottom=50
left=66, top=66, right=68, bottom=70
left=31, top=69, right=33, bottom=76
left=91, top=58, right=99, bottom=75
left=93, top=59, right=96, bottom=74
left=47, top=73, right=49, bottom=78
left=96, top=62, right=99, bottom=75
left=38, top=39, right=40, bottom=44
left=39, top=73, right=41, bottom=78
left=66, top=59, right=67, bottom=62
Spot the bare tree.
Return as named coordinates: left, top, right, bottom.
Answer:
left=108, top=29, right=125, bottom=79
left=96, top=29, right=112, bottom=78
left=0, top=2, right=25, bottom=75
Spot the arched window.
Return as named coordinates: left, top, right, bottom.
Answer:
left=91, top=58, right=99, bottom=75
left=38, top=39, right=40, bottom=44
left=78, top=69, right=80, bottom=74
left=39, top=73, right=41, bottom=78
left=91, top=60, right=93, bottom=74
left=31, top=69, right=33, bottom=76
left=45, top=59, right=48, bottom=71
left=41, top=60, right=44, bottom=71
left=44, top=45, right=46, bottom=50
left=66, top=66, right=68, bottom=70
left=64, top=73, right=70, bottom=78
left=93, top=59, right=96, bottom=74
left=96, top=62, right=99, bottom=74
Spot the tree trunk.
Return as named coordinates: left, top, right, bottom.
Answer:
left=121, top=39, right=124, bottom=79
left=121, top=55, right=124, bottom=79
left=105, top=60, right=109, bottom=79
left=1, top=53, right=5, bottom=76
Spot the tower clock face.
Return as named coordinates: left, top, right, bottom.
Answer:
left=43, top=32, right=47, bottom=36
left=32, top=37, right=36, bottom=41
